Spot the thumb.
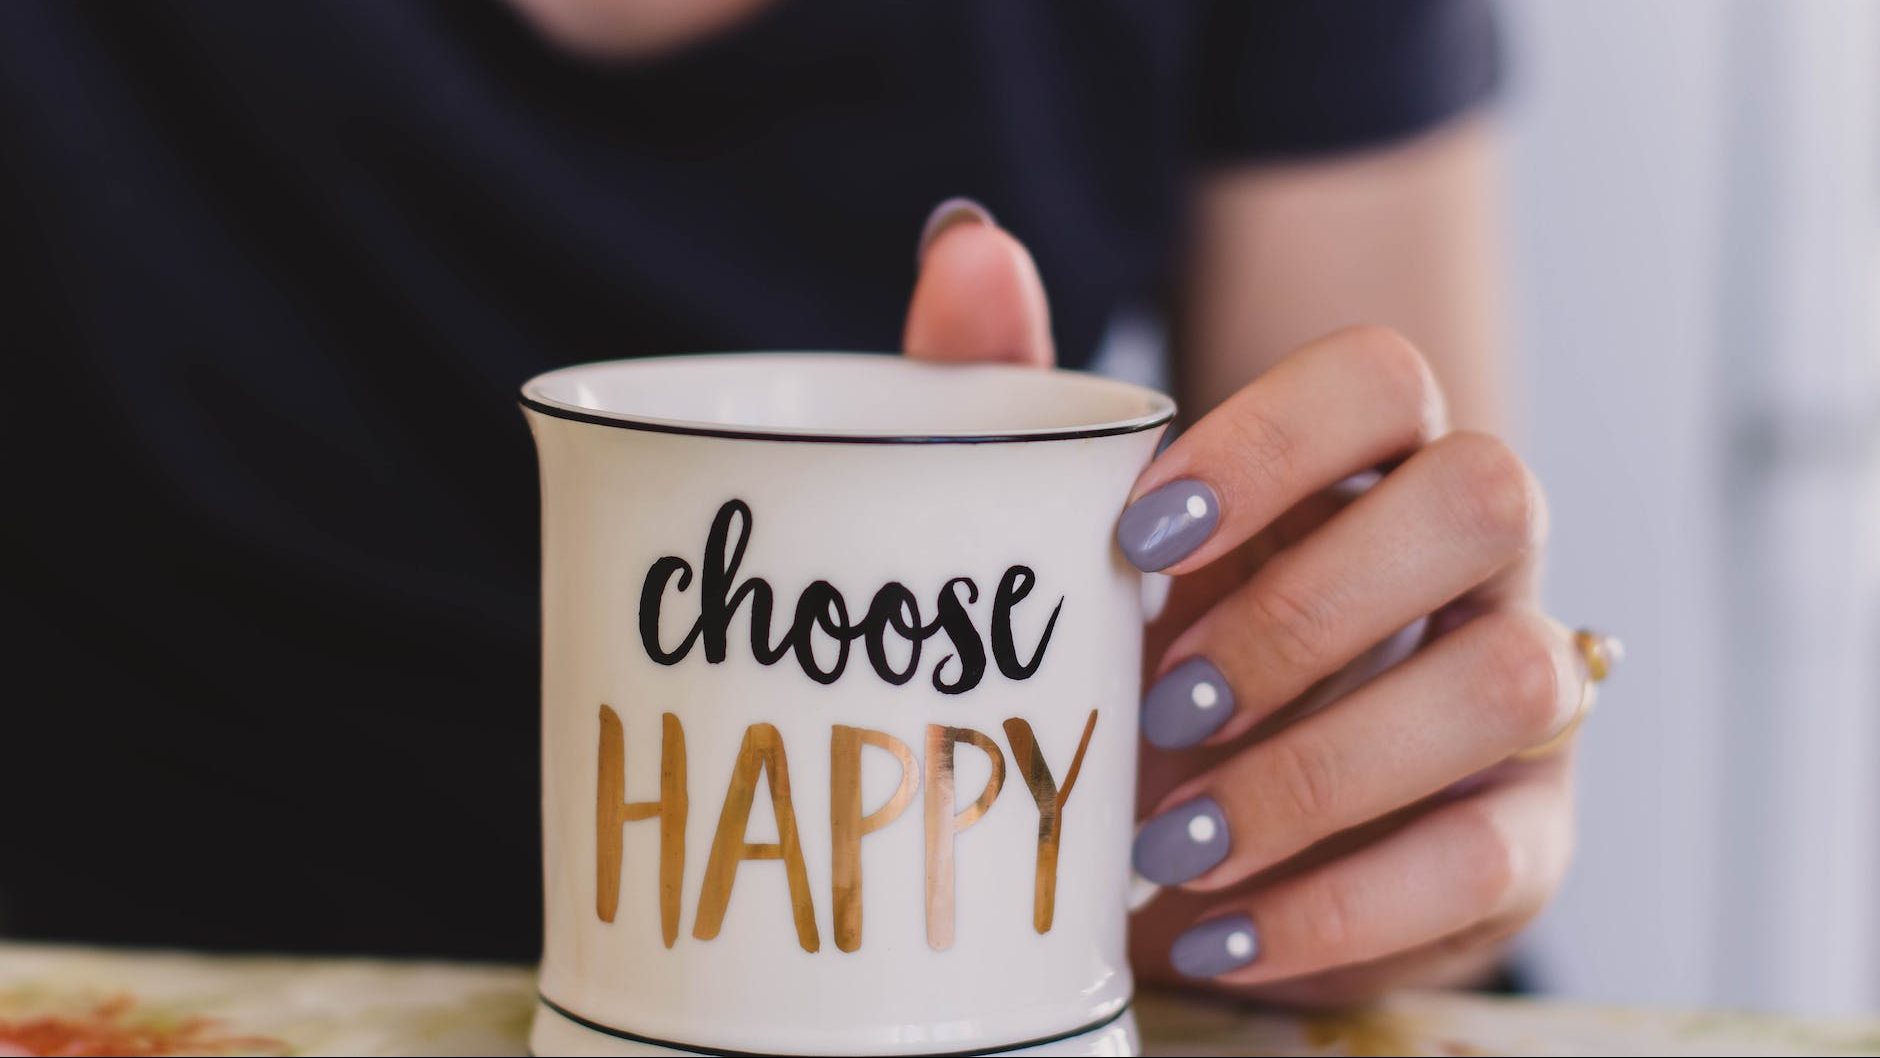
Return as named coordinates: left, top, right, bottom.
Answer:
left=902, top=199, right=1056, bottom=368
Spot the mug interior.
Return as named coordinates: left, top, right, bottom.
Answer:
left=520, top=352, right=1174, bottom=442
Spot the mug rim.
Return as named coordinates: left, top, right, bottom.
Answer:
left=518, top=351, right=1176, bottom=445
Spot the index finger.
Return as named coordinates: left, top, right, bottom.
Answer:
left=1116, top=326, right=1447, bottom=574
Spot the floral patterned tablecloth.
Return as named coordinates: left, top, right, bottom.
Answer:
left=0, top=942, right=1873, bottom=1057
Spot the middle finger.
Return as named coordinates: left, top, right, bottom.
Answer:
left=1141, top=430, right=1544, bottom=751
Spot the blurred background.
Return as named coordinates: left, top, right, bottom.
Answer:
left=1499, top=0, right=1878, bottom=1015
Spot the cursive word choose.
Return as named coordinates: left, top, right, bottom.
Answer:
left=638, top=500, right=1063, bottom=694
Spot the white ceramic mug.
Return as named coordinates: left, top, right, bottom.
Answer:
left=522, top=353, right=1173, bottom=1057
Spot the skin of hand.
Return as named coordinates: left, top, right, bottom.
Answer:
left=902, top=153, right=1582, bottom=1006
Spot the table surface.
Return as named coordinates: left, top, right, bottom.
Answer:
left=0, top=943, right=1874, bottom=1057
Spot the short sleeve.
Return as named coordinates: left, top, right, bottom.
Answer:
left=1192, top=0, right=1500, bottom=162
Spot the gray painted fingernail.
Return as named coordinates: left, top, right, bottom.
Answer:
left=1171, top=914, right=1261, bottom=978
left=1143, top=657, right=1235, bottom=749
left=1132, top=796, right=1230, bottom=885
left=1116, top=480, right=1220, bottom=572
left=917, top=197, right=996, bottom=263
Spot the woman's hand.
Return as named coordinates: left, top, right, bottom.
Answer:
left=1117, top=323, right=1580, bottom=1004
left=904, top=200, right=1588, bottom=1006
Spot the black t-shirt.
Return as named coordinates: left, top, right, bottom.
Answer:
left=1, top=0, right=1496, bottom=959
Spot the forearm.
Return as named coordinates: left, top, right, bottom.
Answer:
left=1176, top=117, right=1507, bottom=435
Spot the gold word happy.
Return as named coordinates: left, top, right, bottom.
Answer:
left=595, top=706, right=1099, bottom=953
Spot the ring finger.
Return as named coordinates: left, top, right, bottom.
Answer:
left=1132, top=606, right=1584, bottom=890
left=1142, top=430, right=1546, bottom=751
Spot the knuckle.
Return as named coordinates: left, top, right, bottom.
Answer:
left=1336, top=324, right=1422, bottom=372
left=1448, top=801, right=1521, bottom=915
left=1436, top=431, right=1544, bottom=549
left=1264, top=729, right=1343, bottom=823
left=1293, top=871, right=1363, bottom=955
left=1476, top=610, right=1567, bottom=739
left=1337, top=325, right=1444, bottom=439
left=1219, top=401, right=1300, bottom=494
left=1246, top=565, right=1340, bottom=672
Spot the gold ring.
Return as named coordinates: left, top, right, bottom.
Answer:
left=1574, top=628, right=1623, bottom=683
left=1512, top=628, right=1623, bottom=762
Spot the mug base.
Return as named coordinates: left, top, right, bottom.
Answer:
left=528, top=999, right=1140, bottom=1057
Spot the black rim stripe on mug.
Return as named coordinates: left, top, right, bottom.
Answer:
left=534, top=994, right=1132, bottom=1057
left=517, top=396, right=1174, bottom=445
